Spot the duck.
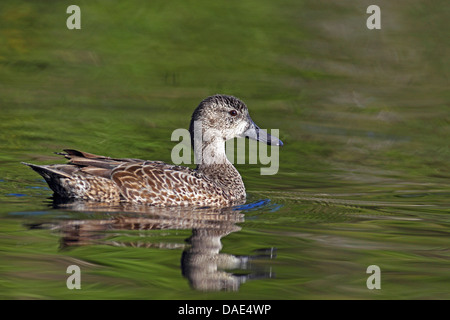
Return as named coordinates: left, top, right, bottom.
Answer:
left=23, top=94, right=283, bottom=207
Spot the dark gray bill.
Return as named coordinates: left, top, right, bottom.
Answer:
left=243, top=121, right=283, bottom=146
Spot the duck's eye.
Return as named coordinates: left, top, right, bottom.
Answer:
left=229, top=110, right=238, bottom=116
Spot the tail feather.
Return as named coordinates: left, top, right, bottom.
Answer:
left=22, top=162, right=77, bottom=197
left=22, top=162, right=73, bottom=179
left=22, top=149, right=137, bottom=201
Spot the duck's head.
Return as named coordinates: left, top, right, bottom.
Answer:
left=189, top=94, right=283, bottom=148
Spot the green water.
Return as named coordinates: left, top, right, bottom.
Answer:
left=0, top=0, right=449, bottom=299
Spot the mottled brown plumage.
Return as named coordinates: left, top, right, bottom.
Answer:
left=23, top=95, right=283, bottom=207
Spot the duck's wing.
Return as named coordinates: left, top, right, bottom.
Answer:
left=61, top=149, right=145, bottom=168
left=57, top=149, right=146, bottom=178
left=110, top=162, right=225, bottom=206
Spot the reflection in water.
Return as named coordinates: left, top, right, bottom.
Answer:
left=182, top=228, right=276, bottom=291
left=29, top=198, right=277, bottom=291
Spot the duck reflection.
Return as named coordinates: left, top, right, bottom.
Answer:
left=182, top=226, right=276, bottom=291
left=34, top=199, right=277, bottom=291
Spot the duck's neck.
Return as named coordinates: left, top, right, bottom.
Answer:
left=194, top=136, right=229, bottom=167
left=194, top=137, right=245, bottom=194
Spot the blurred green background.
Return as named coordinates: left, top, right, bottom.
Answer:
left=0, top=0, right=449, bottom=299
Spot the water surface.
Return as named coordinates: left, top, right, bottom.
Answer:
left=0, top=0, right=449, bottom=299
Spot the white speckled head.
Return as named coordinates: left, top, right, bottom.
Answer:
left=189, top=95, right=283, bottom=165
left=189, top=95, right=281, bottom=165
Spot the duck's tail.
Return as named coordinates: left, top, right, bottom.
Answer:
left=22, top=162, right=72, bottom=179
left=22, top=162, right=78, bottom=197
left=22, top=150, right=125, bottom=202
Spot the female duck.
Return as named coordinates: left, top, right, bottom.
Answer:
left=23, top=95, right=283, bottom=207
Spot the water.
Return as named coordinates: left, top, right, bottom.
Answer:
left=0, top=0, right=449, bottom=299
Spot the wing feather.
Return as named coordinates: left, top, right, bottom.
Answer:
left=111, top=162, right=226, bottom=206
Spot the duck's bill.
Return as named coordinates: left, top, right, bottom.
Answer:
left=243, top=121, right=283, bottom=146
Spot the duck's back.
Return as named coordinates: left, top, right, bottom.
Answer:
left=23, top=149, right=244, bottom=207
